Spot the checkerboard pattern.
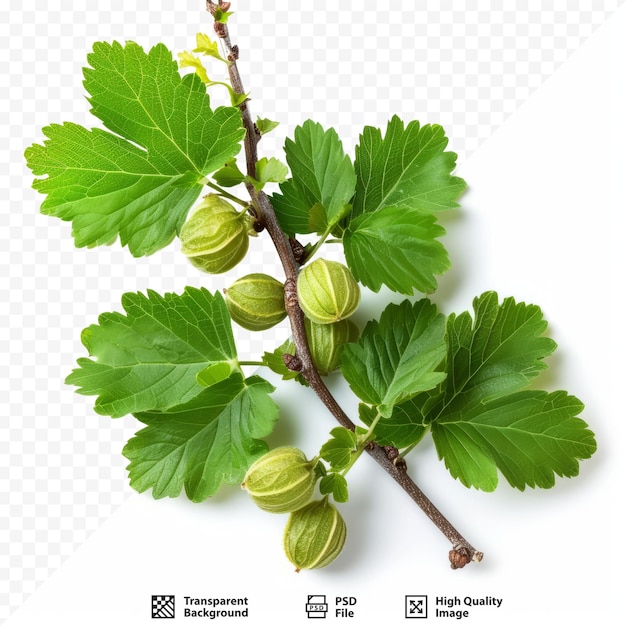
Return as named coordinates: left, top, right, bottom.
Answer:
left=152, top=595, right=175, bottom=619
left=2, top=0, right=624, bottom=621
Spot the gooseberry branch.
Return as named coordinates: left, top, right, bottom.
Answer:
left=207, top=0, right=483, bottom=568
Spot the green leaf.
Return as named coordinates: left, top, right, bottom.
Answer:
left=343, top=116, right=463, bottom=294
left=193, top=33, right=227, bottom=63
left=256, top=117, right=280, bottom=135
left=214, top=153, right=286, bottom=192
left=272, top=120, right=356, bottom=235
left=426, top=291, right=594, bottom=490
left=260, top=340, right=309, bottom=386
left=329, top=426, right=358, bottom=448
left=261, top=340, right=297, bottom=379
left=319, top=473, right=349, bottom=503
left=213, top=7, right=234, bottom=23
left=358, top=402, right=428, bottom=450
left=253, top=157, right=289, bottom=189
left=320, top=427, right=357, bottom=470
left=374, top=292, right=596, bottom=489
left=269, top=178, right=312, bottom=236
left=212, top=158, right=246, bottom=187
left=178, top=50, right=210, bottom=84
left=227, top=90, right=249, bottom=107
left=371, top=292, right=558, bottom=448
left=431, top=391, right=595, bottom=491
left=196, top=361, right=237, bottom=387
left=66, top=287, right=237, bottom=418
left=438, top=291, right=558, bottom=413
left=352, top=115, right=465, bottom=218
left=123, top=374, right=279, bottom=501
left=314, top=461, right=328, bottom=479
left=344, top=205, right=450, bottom=294
left=341, top=299, right=447, bottom=417
left=25, top=40, right=245, bottom=256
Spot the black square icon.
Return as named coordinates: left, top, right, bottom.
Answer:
left=152, top=595, right=175, bottom=619
left=405, top=595, right=427, bottom=619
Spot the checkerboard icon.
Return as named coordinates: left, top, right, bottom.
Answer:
left=152, top=595, right=175, bottom=618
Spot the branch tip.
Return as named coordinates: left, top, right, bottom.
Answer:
left=449, top=545, right=482, bottom=569
left=449, top=548, right=471, bottom=570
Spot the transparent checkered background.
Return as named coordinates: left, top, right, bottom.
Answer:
left=1, top=0, right=623, bottom=622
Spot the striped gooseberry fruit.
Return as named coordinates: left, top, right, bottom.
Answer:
left=242, top=447, right=317, bottom=513
left=179, top=194, right=252, bottom=274
left=305, top=317, right=359, bottom=375
left=224, top=273, right=286, bottom=331
left=283, top=497, right=347, bottom=571
left=296, top=259, right=360, bottom=324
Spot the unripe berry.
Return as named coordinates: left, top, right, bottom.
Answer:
left=297, top=259, right=360, bottom=324
left=242, top=447, right=317, bottom=513
left=179, top=195, right=252, bottom=274
left=224, top=273, right=286, bottom=331
left=305, top=317, right=359, bottom=375
left=283, top=498, right=347, bottom=571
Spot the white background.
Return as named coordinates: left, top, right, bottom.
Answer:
left=2, top=1, right=625, bottom=624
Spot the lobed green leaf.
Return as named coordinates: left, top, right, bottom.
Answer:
left=254, top=157, right=289, bottom=189
left=66, top=287, right=237, bottom=418
left=369, top=292, right=596, bottom=490
left=123, top=374, right=279, bottom=501
left=260, top=340, right=309, bottom=386
left=212, top=158, right=246, bottom=187
left=439, top=291, right=557, bottom=413
left=320, top=427, right=357, bottom=471
left=343, top=205, right=450, bottom=294
left=431, top=391, right=595, bottom=491
left=358, top=402, right=428, bottom=449
left=193, top=33, right=227, bottom=63
left=25, top=40, right=245, bottom=256
left=352, top=115, right=466, bottom=218
left=341, top=299, right=447, bottom=417
left=255, top=117, right=280, bottom=136
left=319, top=473, right=349, bottom=503
left=272, top=120, right=356, bottom=235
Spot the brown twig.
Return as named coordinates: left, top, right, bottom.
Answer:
left=206, top=0, right=482, bottom=568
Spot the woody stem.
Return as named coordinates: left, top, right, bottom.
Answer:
left=206, top=0, right=482, bottom=568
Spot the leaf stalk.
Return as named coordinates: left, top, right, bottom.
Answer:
left=203, top=178, right=249, bottom=207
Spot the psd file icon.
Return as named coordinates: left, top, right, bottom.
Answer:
left=305, top=595, right=328, bottom=618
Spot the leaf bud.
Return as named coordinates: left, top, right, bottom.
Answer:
left=305, top=317, right=359, bottom=375
left=242, top=447, right=317, bottom=513
left=224, top=273, right=287, bottom=331
left=283, top=498, right=347, bottom=571
left=179, top=194, right=252, bottom=274
left=297, top=259, right=360, bottom=324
